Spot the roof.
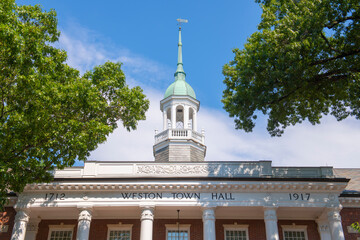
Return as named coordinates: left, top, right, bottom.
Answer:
left=164, top=27, right=196, bottom=99
left=334, top=168, right=360, bottom=191
left=164, top=80, right=196, bottom=99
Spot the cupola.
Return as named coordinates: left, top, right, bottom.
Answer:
left=153, top=21, right=206, bottom=162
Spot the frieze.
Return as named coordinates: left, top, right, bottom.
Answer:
left=136, top=164, right=216, bottom=175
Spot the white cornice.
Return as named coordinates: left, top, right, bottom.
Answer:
left=23, top=181, right=347, bottom=193
left=339, top=197, right=360, bottom=207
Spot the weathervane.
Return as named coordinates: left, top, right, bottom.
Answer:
left=176, top=18, right=188, bottom=29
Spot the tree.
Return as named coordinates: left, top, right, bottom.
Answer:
left=352, top=222, right=360, bottom=232
left=0, top=0, right=149, bottom=208
left=222, top=0, right=360, bottom=136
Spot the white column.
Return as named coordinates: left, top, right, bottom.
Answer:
left=327, top=208, right=345, bottom=240
left=140, top=207, right=154, bottom=240
left=76, top=208, right=92, bottom=240
left=202, top=208, right=216, bottom=240
left=193, top=110, right=197, bottom=131
left=163, top=109, right=167, bottom=130
left=11, top=209, right=30, bottom=240
left=25, top=217, right=41, bottom=240
left=171, top=105, right=176, bottom=129
left=316, top=219, right=331, bottom=240
left=264, top=207, right=279, bottom=240
left=184, top=106, right=189, bottom=129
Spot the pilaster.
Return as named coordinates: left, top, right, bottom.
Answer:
left=171, top=105, right=176, bottom=129
left=184, top=105, right=189, bottom=129
left=163, top=109, right=168, bottom=130
left=202, top=207, right=216, bottom=240
left=316, top=219, right=331, bottom=240
left=25, top=217, right=41, bottom=240
left=327, top=207, right=345, bottom=240
left=76, top=208, right=92, bottom=240
left=193, top=110, right=197, bottom=131
left=264, top=206, right=279, bottom=240
left=11, top=209, right=30, bottom=240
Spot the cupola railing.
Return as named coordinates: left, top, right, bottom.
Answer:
left=154, top=129, right=205, bottom=145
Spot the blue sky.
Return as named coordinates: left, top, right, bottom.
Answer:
left=18, top=0, right=262, bottom=109
left=16, top=0, right=360, bottom=167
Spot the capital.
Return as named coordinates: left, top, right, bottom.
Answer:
left=14, top=209, right=30, bottom=223
left=327, top=208, right=342, bottom=222
left=202, top=208, right=215, bottom=221
left=78, top=208, right=92, bottom=223
left=27, top=217, right=41, bottom=232
left=264, top=206, right=278, bottom=221
left=140, top=207, right=154, bottom=221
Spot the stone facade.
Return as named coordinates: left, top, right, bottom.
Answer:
left=2, top=161, right=359, bottom=240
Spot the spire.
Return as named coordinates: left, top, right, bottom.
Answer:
left=175, top=19, right=188, bottom=81
left=176, top=27, right=185, bottom=75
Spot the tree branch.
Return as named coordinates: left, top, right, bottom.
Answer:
left=320, top=32, right=338, bottom=53
left=269, top=69, right=360, bottom=105
left=325, top=15, right=358, bottom=29
left=310, top=49, right=360, bottom=66
left=269, top=85, right=302, bottom=104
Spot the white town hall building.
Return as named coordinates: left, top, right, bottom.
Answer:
left=2, top=26, right=360, bottom=240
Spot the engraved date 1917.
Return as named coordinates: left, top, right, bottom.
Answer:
left=289, top=193, right=310, bottom=200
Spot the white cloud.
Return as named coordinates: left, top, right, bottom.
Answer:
left=90, top=90, right=360, bottom=168
left=58, top=23, right=360, bottom=168
left=89, top=89, right=162, bottom=162
left=199, top=108, right=360, bottom=168
left=57, top=25, right=108, bottom=74
left=57, top=22, right=172, bottom=90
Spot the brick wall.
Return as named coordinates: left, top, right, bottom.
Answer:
left=216, top=219, right=319, bottom=240
left=216, top=219, right=266, bottom=240
left=89, top=219, right=140, bottom=240
left=277, top=220, right=320, bottom=240
left=153, top=219, right=203, bottom=240
left=0, top=207, right=16, bottom=240
left=36, top=218, right=202, bottom=240
left=341, top=207, right=360, bottom=240
left=36, top=219, right=78, bottom=240
left=2, top=214, right=357, bottom=240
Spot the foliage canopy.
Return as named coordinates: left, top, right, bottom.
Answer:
left=222, top=0, right=360, bottom=136
left=352, top=222, right=360, bottom=232
left=0, top=0, right=149, bottom=208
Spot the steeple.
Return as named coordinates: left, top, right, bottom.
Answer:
left=153, top=19, right=206, bottom=162
left=164, top=19, right=196, bottom=99
left=175, top=27, right=185, bottom=81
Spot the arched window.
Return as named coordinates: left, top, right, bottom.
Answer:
left=176, top=105, right=184, bottom=129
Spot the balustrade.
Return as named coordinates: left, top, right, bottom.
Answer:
left=154, top=129, right=204, bottom=144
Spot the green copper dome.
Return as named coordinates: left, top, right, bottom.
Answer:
left=164, top=26, right=196, bottom=99
left=164, top=80, right=196, bottom=99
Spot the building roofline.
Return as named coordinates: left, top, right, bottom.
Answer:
left=52, top=177, right=349, bottom=183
